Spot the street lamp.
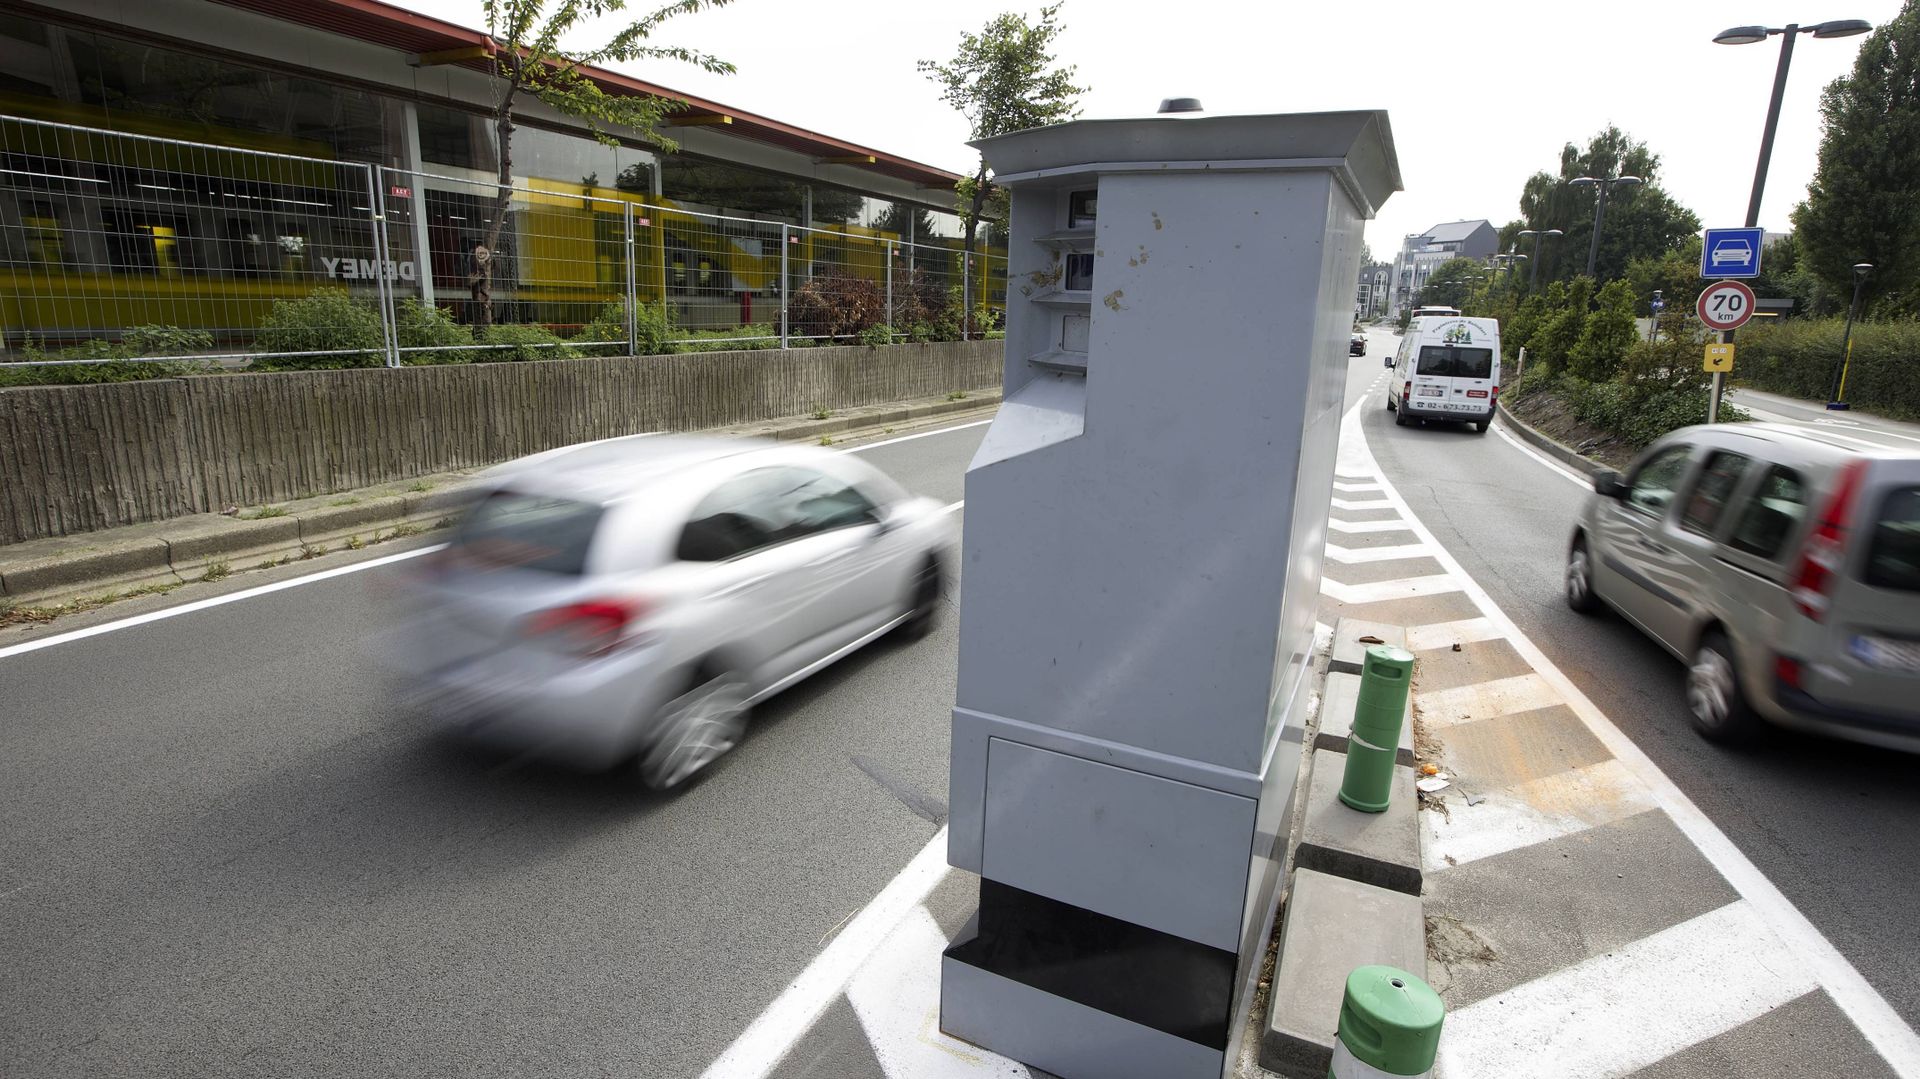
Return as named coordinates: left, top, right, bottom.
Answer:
left=1714, top=20, right=1872, bottom=228
left=1827, top=262, right=1873, bottom=409
left=1517, top=228, right=1563, bottom=288
left=1710, top=17, right=1872, bottom=424
left=1567, top=176, right=1643, bottom=279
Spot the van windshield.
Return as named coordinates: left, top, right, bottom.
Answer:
left=1416, top=345, right=1495, bottom=379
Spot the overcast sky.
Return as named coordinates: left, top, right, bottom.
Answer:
left=391, top=0, right=1899, bottom=259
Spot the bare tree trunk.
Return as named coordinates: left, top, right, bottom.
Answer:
left=475, top=78, right=519, bottom=333
left=962, top=164, right=987, bottom=340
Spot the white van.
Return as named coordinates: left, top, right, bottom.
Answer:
left=1385, top=316, right=1502, bottom=434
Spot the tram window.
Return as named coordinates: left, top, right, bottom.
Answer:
left=18, top=200, right=66, bottom=266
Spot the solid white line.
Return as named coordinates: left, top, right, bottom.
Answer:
left=0, top=544, right=445, bottom=662
left=695, top=828, right=953, bottom=1079
left=1438, top=901, right=1817, bottom=1077
left=846, top=417, right=993, bottom=452
left=1490, top=420, right=1589, bottom=490
left=847, top=906, right=1027, bottom=1077
left=1342, top=397, right=1920, bottom=1073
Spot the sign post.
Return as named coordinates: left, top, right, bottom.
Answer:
left=1697, top=279, right=1756, bottom=423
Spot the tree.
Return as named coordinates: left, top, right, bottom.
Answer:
left=1417, top=257, right=1489, bottom=310
left=473, top=0, right=734, bottom=328
left=1792, top=0, right=1920, bottom=313
left=873, top=203, right=939, bottom=244
left=1568, top=279, right=1639, bottom=381
left=919, top=3, right=1084, bottom=261
left=1512, top=126, right=1700, bottom=286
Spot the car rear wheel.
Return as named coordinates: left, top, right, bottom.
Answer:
left=1385, top=395, right=1396, bottom=412
left=895, top=556, right=944, bottom=642
left=1687, top=630, right=1761, bottom=745
left=638, top=669, right=750, bottom=791
left=1394, top=403, right=1411, bottom=426
left=1472, top=420, right=1490, bottom=434
left=1565, top=538, right=1601, bottom=614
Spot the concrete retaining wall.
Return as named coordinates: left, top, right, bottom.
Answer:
left=0, top=341, right=1002, bottom=546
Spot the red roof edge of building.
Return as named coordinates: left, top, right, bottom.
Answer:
left=206, top=0, right=964, bottom=188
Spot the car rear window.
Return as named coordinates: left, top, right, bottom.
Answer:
left=1727, top=467, right=1806, bottom=559
left=1863, top=487, right=1920, bottom=592
left=1416, top=346, right=1494, bottom=379
left=454, top=491, right=603, bottom=574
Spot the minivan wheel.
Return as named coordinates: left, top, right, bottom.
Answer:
left=1565, top=539, right=1601, bottom=614
left=1386, top=395, right=1396, bottom=412
left=1687, top=631, right=1761, bottom=745
left=1394, top=404, right=1411, bottom=427
left=896, top=556, right=944, bottom=642
left=1472, top=420, right=1490, bottom=434
left=638, top=669, right=750, bottom=791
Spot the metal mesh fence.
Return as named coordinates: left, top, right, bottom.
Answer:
left=0, top=114, right=1007, bottom=371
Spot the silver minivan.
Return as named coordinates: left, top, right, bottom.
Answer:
left=1566, top=423, right=1920, bottom=748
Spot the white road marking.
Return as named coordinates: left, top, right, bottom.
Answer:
left=1333, top=481, right=1384, bottom=493
left=1343, top=397, right=1920, bottom=1073
left=1423, top=758, right=1658, bottom=871
left=1490, top=421, right=1589, bottom=490
left=1437, top=901, right=1818, bottom=1078
left=1405, top=617, right=1504, bottom=652
left=0, top=544, right=445, bottom=662
left=1324, top=542, right=1433, bottom=564
left=1320, top=573, right=1463, bottom=605
left=848, top=906, right=1027, bottom=1077
left=1330, top=496, right=1394, bottom=510
left=0, top=417, right=990, bottom=662
left=696, top=829, right=954, bottom=1079
left=1327, top=518, right=1417, bottom=535
left=1415, top=673, right=1563, bottom=729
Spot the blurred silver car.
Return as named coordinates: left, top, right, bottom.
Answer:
left=1566, top=423, right=1920, bottom=749
left=395, top=435, right=954, bottom=789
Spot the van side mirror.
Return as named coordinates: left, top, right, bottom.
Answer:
left=1593, top=469, right=1628, bottom=500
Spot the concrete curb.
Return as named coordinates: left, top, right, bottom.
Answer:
left=1258, top=616, right=1427, bottom=1078
left=1, top=393, right=1000, bottom=607
left=1496, top=401, right=1605, bottom=480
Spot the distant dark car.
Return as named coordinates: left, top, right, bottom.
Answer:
left=1350, top=332, right=1368, bottom=356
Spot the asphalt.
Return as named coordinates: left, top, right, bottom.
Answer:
left=6, top=346, right=1915, bottom=1078
left=0, top=420, right=985, bottom=1079
left=1362, top=333, right=1920, bottom=1029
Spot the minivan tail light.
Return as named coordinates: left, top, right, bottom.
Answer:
left=1402, top=380, right=1412, bottom=400
left=522, top=598, right=649, bottom=656
left=1774, top=655, right=1804, bottom=690
left=1789, top=458, right=1870, bottom=621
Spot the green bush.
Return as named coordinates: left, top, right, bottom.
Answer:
left=789, top=269, right=886, bottom=342
left=123, top=324, right=215, bottom=357
left=254, top=288, right=385, bottom=369
left=0, top=326, right=213, bottom=387
left=475, top=322, right=578, bottom=363
left=1568, top=280, right=1639, bottom=382
left=1734, top=319, right=1920, bottom=421
left=1558, top=332, right=1751, bottom=447
left=394, top=299, right=472, bottom=365
left=858, top=323, right=895, bottom=347
left=576, top=300, right=675, bottom=357
left=678, top=324, right=778, bottom=352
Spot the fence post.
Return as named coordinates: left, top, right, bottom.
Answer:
left=780, top=223, right=790, bottom=350
left=886, top=245, right=894, bottom=341
left=364, top=165, right=401, bottom=368
left=624, top=202, right=638, bottom=357
left=962, top=251, right=971, bottom=342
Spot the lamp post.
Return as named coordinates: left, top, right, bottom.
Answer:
left=1517, top=228, right=1563, bottom=289
left=1709, top=17, right=1872, bottom=422
left=1650, top=290, right=1663, bottom=344
left=1827, top=262, right=1873, bottom=410
left=1567, top=176, right=1643, bottom=279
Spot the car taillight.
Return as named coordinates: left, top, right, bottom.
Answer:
left=1789, top=458, right=1870, bottom=621
left=522, top=598, right=648, bottom=656
left=1402, top=380, right=1412, bottom=399
left=1491, top=384, right=1501, bottom=399
left=1774, top=655, right=1803, bottom=690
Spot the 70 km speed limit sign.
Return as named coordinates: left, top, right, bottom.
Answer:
left=1697, top=280, right=1756, bottom=331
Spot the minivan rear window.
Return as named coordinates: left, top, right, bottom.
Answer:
left=1416, top=346, right=1494, bottom=379
left=454, top=491, right=603, bottom=574
left=1864, top=488, right=1920, bottom=592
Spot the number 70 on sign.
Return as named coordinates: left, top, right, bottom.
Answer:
left=1696, top=280, right=1756, bottom=331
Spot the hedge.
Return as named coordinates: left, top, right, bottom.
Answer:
left=1735, top=319, right=1920, bottom=421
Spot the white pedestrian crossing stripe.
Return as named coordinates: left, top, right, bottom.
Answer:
left=1320, top=573, right=1463, bottom=605
left=1414, top=673, right=1563, bottom=729
left=1324, top=542, right=1433, bottom=564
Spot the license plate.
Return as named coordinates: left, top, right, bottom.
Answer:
left=1417, top=386, right=1444, bottom=397
left=1850, top=635, right=1920, bottom=673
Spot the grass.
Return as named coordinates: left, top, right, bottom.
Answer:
left=407, top=480, right=435, bottom=493
left=811, top=407, right=832, bottom=420
left=817, top=435, right=834, bottom=446
left=0, top=580, right=183, bottom=627
left=329, top=497, right=361, bottom=507
left=883, top=426, right=895, bottom=435
left=947, top=390, right=969, bottom=401
left=200, top=561, right=231, bottom=582
left=243, top=505, right=289, bottom=520
left=300, top=544, right=328, bottom=560
left=344, top=534, right=366, bottom=551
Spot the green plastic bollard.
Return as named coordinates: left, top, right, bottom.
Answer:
left=1329, top=965, right=1444, bottom=1078
left=1338, top=644, right=1415, bottom=813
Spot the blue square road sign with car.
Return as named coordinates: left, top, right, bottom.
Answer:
left=1701, top=227, right=1765, bottom=279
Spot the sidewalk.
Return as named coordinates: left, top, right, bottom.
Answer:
left=1730, top=386, right=1920, bottom=453
left=0, top=390, right=999, bottom=619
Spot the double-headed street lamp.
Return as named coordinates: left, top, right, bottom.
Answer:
left=1827, top=262, right=1873, bottom=409
left=1516, top=228, right=1562, bottom=289
left=1714, top=20, right=1872, bottom=228
left=1567, top=176, right=1642, bottom=279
